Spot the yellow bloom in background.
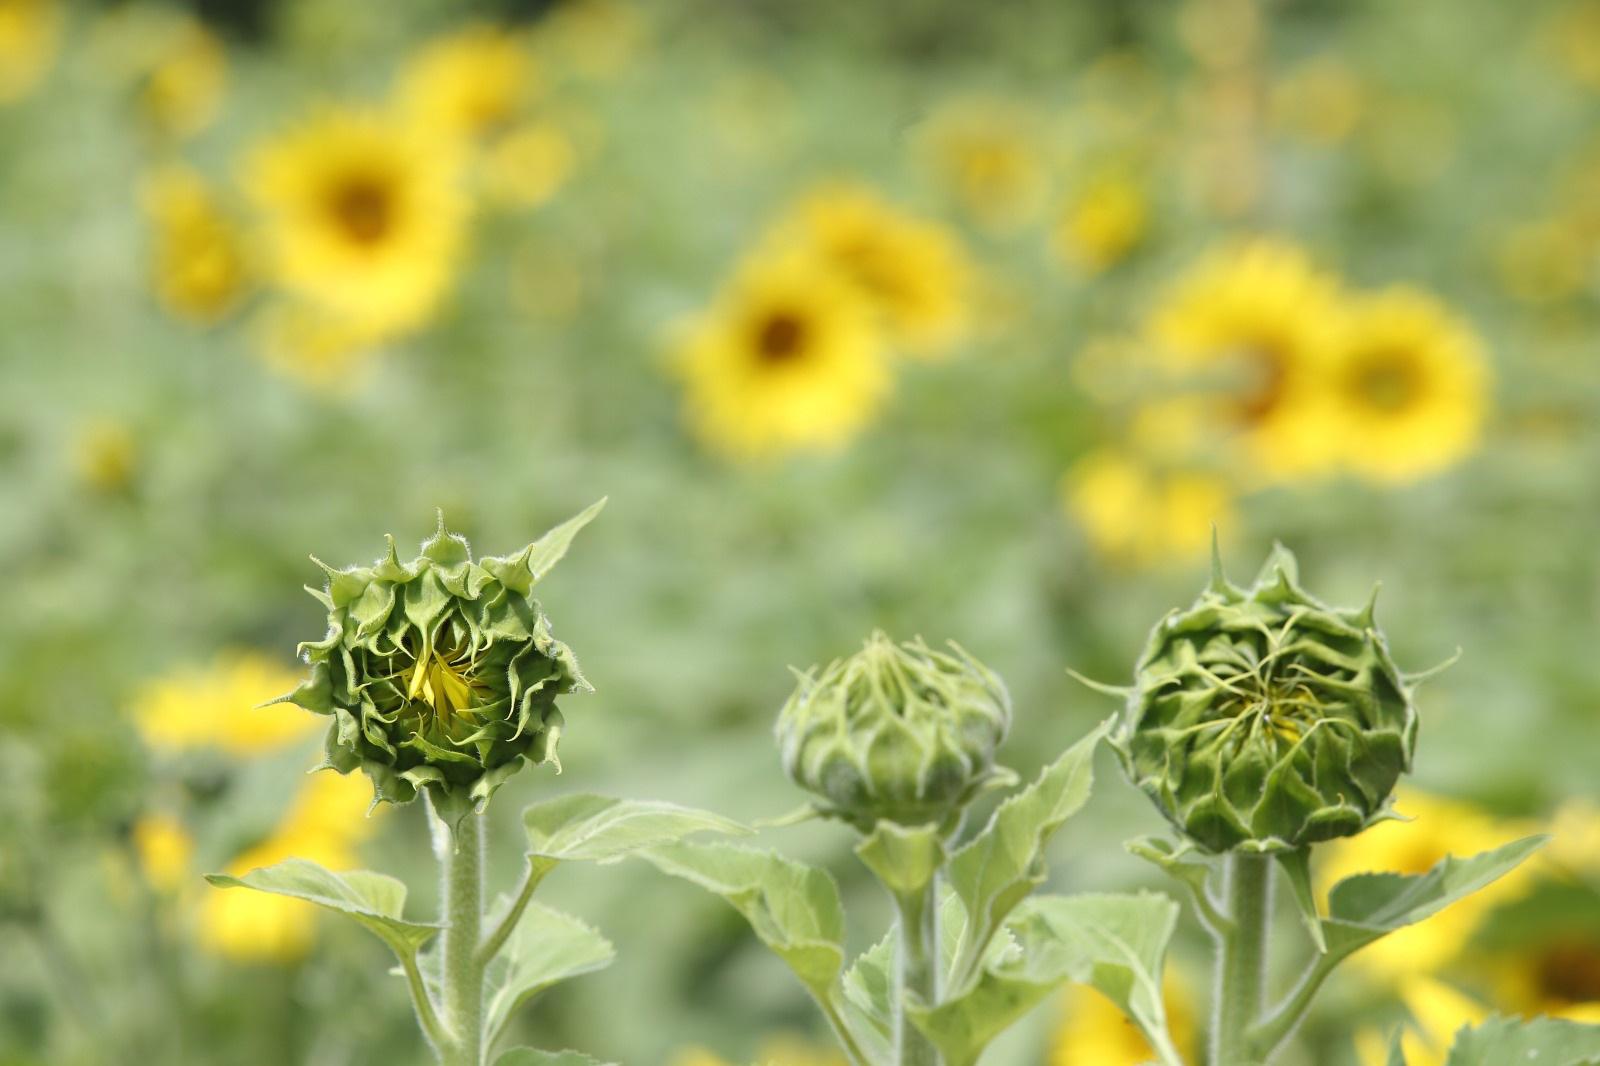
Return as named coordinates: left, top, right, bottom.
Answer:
left=1049, top=974, right=1199, bottom=1066
left=668, top=1034, right=844, bottom=1066
left=137, top=17, right=228, bottom=140
left=1326, top=287, right=1489, bottom=484
left=198, top=771, right=376, bottom=963
left=770, top=183, right=974, bottom=359
left=1355, top=977, right=1488, bottom=1066
left=1053, top=173, right=1148, bottom=274
left=675, top=254, right=891, bottom=460
left=250, top=300, right=388, bottom=392
left=0, top=0, right=59, bottom=105
left=1548, top=799, right=1600, bottom=877
left=1494, top=218, right=1591, bottom=306
left=1150, top=239, right=1344, bottom=482
left=131, top=651, right=318, bottom=756
left=1063, top=447, right=1234, bottom=569
left=481, top=120, right=577, bottom=210
left=141, top=165, right=251, bottom=326
left=397, top=23, right=535, bottom=145
left=71, top=417, right=138, bottom=494
left=1270, top=55, right=1367, bottom=145
left=1320, top=789, right=1537, bottom=981
left=917, top=99, right=1050, bottom=234
left=1488, top=930, right=1600, bottom=1025
left=244, top=107, right=468, bottom=336
left=132, top=812, right=197, bottom=894
left=535, top=0, right=647, bottom=81
left=198, top=825, right=356, bottom=962
left=1541, top=0, right=1600, bottom=91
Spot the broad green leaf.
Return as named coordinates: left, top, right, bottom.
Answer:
left=1443, top=1014, right=1600, bottom=1065
left=486, top=902, right=616, bottom=1043
left=639, top=843, right=845, bottom=997
left=907, top=891, right=1179, bottom=1066
left=523, top=793, right=750, bottom=872
left=855, top=822, right=945, bottom=899
left=944, top=719, right=1108, bottom=988
left=205, top=859, right=438, bottom=961
left=1276, top=847, right=1327, bottom=953
left=492, top=1049, right=616, bottom=1066
left=838, top=929, right=895, bottom=1057
left=1322, top=836, right=1547, bottom=959
left=524, top=498, right=607, bottom=586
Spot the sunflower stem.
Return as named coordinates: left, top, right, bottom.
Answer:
left=1212, top=851, right=1272, bottom=1066
left=890, top=877, right=942, bottom=1066
left=440, top=807, right=487, bottom=1066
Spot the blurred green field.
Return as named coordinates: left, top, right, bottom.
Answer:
left=2, top=0, right=1599, bottom=1064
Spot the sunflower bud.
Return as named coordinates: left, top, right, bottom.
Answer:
left=775, top=631, right=1011, bottom=832
left=282, top=504, right=602, bottom=819
left=1113, top=544, right=1417, bottom=853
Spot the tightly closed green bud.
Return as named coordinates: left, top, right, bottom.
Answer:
left=282, top=503, right=603, bottom=820
left=776, top=631, right=1011, bottom=832
left=1112, top=544, right=1418, bottom=854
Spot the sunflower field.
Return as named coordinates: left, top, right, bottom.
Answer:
left=3, top=0, right=1600, bottom=1064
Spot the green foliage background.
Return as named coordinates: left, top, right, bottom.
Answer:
left=1, top=0, right=1598, bottom=1063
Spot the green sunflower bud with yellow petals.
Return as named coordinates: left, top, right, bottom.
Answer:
left=281, top=501, right=604, bottom=822
left=1112, top=543, right=1418, bottom=854
left=776, top=631, right=1012, bottom=833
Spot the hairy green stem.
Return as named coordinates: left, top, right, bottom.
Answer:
left=1250, top=946, right=1348, bottom=1057
left=1212, top=852, right=1272, bottom=1066
left=891, top=880, right=942, bottom=1066
left=441, top=811, right=486, bottom=1066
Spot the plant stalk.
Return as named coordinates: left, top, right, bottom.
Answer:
left=891, top=879, right=942, bottom=1066
left=1212, top=851, right=1272, bottom=1066
left=441, top=810, right=487, bottom=1066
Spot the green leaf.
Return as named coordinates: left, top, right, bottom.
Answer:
left=205, top=859, right=439, bottom=961
left=907, top=891, right=1179, bottom=1066
left=492, top=1049, right=615, bottom=1066
left=523, top=793, right=750, bottom=871
left=485, top=902, right=615, bottom=1043
left=1276, top=847, right=1327, bottom=953
left=1322, top=836, right=1547, bottom=959
left=855, top=821, right=945, bottom=899
left=944, top=719, right=1108, bottom=988
left=1387, top=1029, right=1408, bottom=1066
left=638, top=843, right=845, bottom=997
left=838, top=929, right=895, bottom=1060
left=1444, top=1014, right=1600, bottom=1065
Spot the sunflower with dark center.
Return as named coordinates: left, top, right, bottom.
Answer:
left=281, top=503, right=602, bottom=821
left=1112, top=544, right=1417, bottom=853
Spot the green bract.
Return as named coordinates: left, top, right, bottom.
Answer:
left=282, top=502, right=603, bottom=820
left=775, top=631, right=1011, bottom=832
left=1112, top=544, right=1417, bottom=854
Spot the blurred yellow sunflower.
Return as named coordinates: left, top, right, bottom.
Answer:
left=1325, top=287, right=1489, bottom=484
left=244, top=107, right=468, bottom=336
left=1319, top=789, right=1537, bottom=981
left=668, top=1034, right=844, bottom=1066
left=1270, top=55, right=1366, bottom=146
left=250, top=300, right=389, bottom=392
left=1494, top=218, right=1590, bottom=306
left=674, top=254, right=891, bottom=460
left=132, top=812, right=196, bottom=894
left=397, top=23, right=535, bottom=145
left=1487, top=929, right=1600, bottom=1025
left=480, top=119, right=577, bottom=210
left=1150, top=239, right=1343, bottom=482
left=71, top=417, right=138, bottom=494
left=534, top=0, right=647, bottom=81
left=1541, top=0, right=1600, bottom=91
left=771, top=183, right=974, bottom=359
left=198, top=770, right=375, bottom=963
left=136, top=17, right=228, bottom=140
left=1048, top=973, right=1199, bottom=1066
left=916, top=99, right=1050, bottom=234
left=1063, top=447, right=1234, bottom=569
left=1052, top=173, right=1148, bottom=274
left=141, top=165, right=251, bottom=326
left=0, top=0, right=59, bottom=104
left=1354, top=977, right=1488, bottom=1066
left=131, top=651, right=317, bottom=756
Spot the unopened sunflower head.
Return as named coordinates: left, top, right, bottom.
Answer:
left=775, top=631, right=1012, bottom=833
left=281, top=502, right=603, bottom=821
left=1112, top=544, right=1418, bottom=854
